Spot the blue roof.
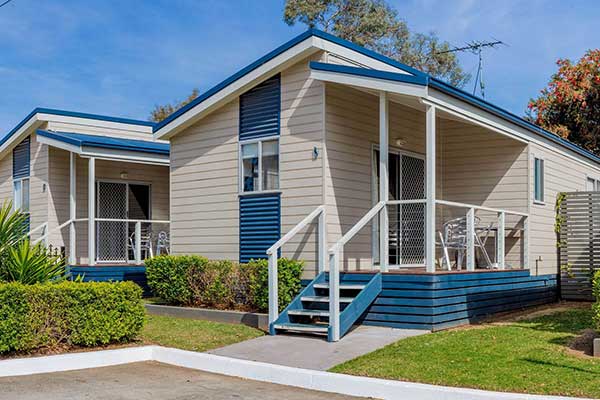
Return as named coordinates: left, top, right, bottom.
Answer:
left=1, top=108, right=155, bottom=149
left=309, top=61, right=600, bottom=165
left=36, top=130, right=169, bottom=155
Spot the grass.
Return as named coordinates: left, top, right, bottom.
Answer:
left=140, top=314, right=264, bottom=352
left=331, top=306, right=600, bottom=398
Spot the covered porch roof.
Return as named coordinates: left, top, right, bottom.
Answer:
left=36, top=129, right=169, bottom=165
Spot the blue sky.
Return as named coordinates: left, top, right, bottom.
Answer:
left=1, top=0, right=599, bottom=136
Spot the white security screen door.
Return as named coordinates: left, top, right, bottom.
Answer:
left=374, top=149, right=425, bottom=266
left=96, top=182, right=128, bottom=262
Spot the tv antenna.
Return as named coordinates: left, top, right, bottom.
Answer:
left=436, top=39, right=506, bottom=99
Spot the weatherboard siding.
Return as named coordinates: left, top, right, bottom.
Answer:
left=527, top=142, right=600, bottom=275
left=46, top=119, right=154, bottom=141
left=0, top=152, right=12, bottom=204
left=29, top=133, right=48, bottom=242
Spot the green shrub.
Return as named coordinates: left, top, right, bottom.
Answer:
left=0, top=281, right=145, bottom=354
left=146, top=255, right=303, bottom=312
left=593, top=271, right=600, bottom=330
left=248, top=258, right=304, bottom=312
left=145, top=255, right=208, bottom=304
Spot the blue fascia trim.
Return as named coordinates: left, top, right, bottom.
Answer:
left=309, top=61, right=428, bottom=86
left=428, top=78, right=600, bottom=164
left=1, top=107, right=155, bottom=149
left=154, top=28, right=425, bottom=132
left=36, top=129, right=169, bottom=155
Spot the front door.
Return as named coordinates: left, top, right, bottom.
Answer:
left=374, top=149, right=425, bottom=266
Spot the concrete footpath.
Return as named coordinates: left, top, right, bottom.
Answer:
left=209, top=325, right=426, bottom=370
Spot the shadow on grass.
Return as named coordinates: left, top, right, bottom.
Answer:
left=522, top=357, right=600, bottom=375
left=516, top=308, right=594, bottom=335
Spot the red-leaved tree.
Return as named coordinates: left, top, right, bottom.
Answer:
left=528, top=50, right=600, bottom=154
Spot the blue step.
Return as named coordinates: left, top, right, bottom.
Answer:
left=270, top=272, right=382, bottom=342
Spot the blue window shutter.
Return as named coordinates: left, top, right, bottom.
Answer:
left=239, top=74, right=280, bottom=141
left=13, top=137, right=30, bottom=179
left=239, top=193, right=281, bottom=263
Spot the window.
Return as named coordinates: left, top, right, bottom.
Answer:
left=586, top=177, right=600, bottom=191
left=13, top=178, right=30, bottom=213
left=241, top=139, right=279, bottom=193
left=534, top=157, right=544, bottom=203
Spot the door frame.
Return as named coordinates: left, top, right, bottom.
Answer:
left=95, top=179, right=152, bottom=264
left=371, top=143, right=425, bottom=268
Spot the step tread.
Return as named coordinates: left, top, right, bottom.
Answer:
left=273, top=322, right=328, bottom=333
left=287, top=309, right=330, bottom=317
left=314, top=283, right=366, bottom=290
left=301, top=295, right=354, bottom=303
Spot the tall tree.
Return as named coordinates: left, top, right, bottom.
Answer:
left=149, top=88, right=200, bottom=123
left=284, top=0, right=469, bottom=87
left=528, top=50, right=600, bottom=154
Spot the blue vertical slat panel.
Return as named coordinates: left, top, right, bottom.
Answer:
left=12, top=136, right=30, bottom=179
left=239, top=74, right=280, bottom=141
left=239, top=193, right=281, bottom=263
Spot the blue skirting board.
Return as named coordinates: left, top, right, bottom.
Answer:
left=69, top=265, right=148, bottom=293
left=337, top=269, right=557, bottom=331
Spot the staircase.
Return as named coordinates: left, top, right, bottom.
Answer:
left=270, top=272, right=382, bottom=342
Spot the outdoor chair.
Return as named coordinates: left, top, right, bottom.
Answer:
left=127, top=226, right=154, bottom=261
left=437, top=216, right=494, bottom=270
left=156, top=231, right=170, bottom=255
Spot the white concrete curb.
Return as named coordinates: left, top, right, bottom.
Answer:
left=0, top=345, right=590, bottom=400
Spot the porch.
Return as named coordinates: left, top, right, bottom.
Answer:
left=268, top=64, right=552, bottom=341
left=31, top=130, right=170, bottom=273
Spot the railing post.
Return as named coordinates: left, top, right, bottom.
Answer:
left=88, top=157, right=96, bottom=266
left=318, top=209, right=326, bottom=273
left=328, top=250, right=340, bottom=342
left=69, top=152, right=76, bottom=265
left=135, top=221, right=142, bottom=264
left=268, top=252, right=278, bottom=326
left=497, top=212, right=505, bottom=269
left=466, top=208, right=475, bottom=271
left=523, top=216, right=529, bottom=270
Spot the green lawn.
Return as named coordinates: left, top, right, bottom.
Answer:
left=331, top=307, right=600, bottom=398
left=140, top=314, right=264, bottom=352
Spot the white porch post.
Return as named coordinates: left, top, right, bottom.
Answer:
left=497, top=211, right=506, bottom=269
left=425, top=105, right=436, bottom=272
left=379, top=91, right=389, bottom=272
left=69, top=152, right=76, bottom=265
left=88, top=157, right=96, bottom=266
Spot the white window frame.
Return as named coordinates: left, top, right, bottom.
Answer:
left=13, top=177, right=30, bottom=214
left=586, top=175, right=600, bottom=191
left=533, top=156, right=545, bottom=205
left=238, top=135, right=280, bottom=194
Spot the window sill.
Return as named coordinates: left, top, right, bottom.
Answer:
left=239, top=190, right=282, bottom=197
left=533, top=200, right=546, bottom=206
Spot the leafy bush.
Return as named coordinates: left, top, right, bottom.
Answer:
left=146, top=255, right=303, bottom=312
left=247, top=258, right=304, bottom=312
left=593, top=271, right=600, bottom=330
left=145, top=255, right=208, bottom=304
left=0, top=201, right=67, bottom=284
left=0, top=281, right=145, bottom=354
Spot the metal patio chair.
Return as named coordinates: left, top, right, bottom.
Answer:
left=155, top=231, right=170, bottom=255
left=437, top=216, right=494, bottom=270
left=127, top=226, right=154, bottom=261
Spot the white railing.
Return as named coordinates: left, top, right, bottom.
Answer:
left=32, top=219, right=72, bottom=246
left=266, top=205, right=326, bottom=325
left=24, top=222, right=48, bottom=244
left=435, top=200, right=529, bottom=270
left=328, top=200, right=386, bottom=342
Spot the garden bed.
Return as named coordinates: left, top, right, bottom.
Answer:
left=331, top=303, right=600, bottom=398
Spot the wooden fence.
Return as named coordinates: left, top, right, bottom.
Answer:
left=558, top=191, right=600, bottom=300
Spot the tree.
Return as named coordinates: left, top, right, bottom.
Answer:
left=283, top=0, right=469, bottom=87
left=528, top=50, right=600, bottom=154
left=149, top=88, right=200, bottom=123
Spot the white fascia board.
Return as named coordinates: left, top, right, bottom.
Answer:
left=310, top=69, right=427, bottom=98
left=314, top=37, right=411, bottom=74
left=154, top=37, right=320, bottom=140
left=42, top=113, right=153, bottom=134
left=80, top=146, right=169, bottom=166
left=0, top=115, right=43, bottom=158
left=426, top=88, right=600, bottom=173
left=36, top=135, right=82, bottom=154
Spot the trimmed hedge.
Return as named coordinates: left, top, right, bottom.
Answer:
left=146, top=255, right=303, bottom=312
left=0, top=281, right=145, bottom=354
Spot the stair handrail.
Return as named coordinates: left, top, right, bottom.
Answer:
left=266, top=205, right=326, bottom=326
left=327, top=201, right=386, bottom=342
left=32, top=219, right=73, bottom=246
